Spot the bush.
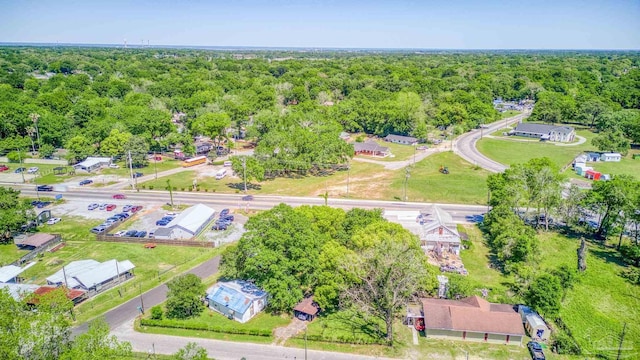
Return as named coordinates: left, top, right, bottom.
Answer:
left=140, top=318, right=272, bottom=336
left=148, top=185, right=154, bottom=190
left=151, top=305, right=163, bottom=320
left=7, top=151, right=27, bottom=163
left=552, top=330, right=581, bottom=355
left=620, top=267, right=640, bottom=285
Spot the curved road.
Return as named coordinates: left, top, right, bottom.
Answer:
left=454, top=111, right=531, bottom=173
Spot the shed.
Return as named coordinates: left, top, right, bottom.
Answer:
left=600, top=153, right=622, bottom=162
left=585, top=169, right=602, bottom=181
left=575, top=165, right=592, bottom=176
left=293, top=296, right=320, bottom=321
left=15, top=233, right=58, bottom=250
left=525, top=313, right=550, bottom=342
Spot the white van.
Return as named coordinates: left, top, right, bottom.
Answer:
left=223, top=161, right=232, bottom=167
left=215, top=169, right=227, bottom=180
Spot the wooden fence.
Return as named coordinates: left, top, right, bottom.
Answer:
left=95, top=234, right=215, bottom=248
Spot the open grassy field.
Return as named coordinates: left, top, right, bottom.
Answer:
left=477, top=129, right=597, bottom=169
left=500, top=110, right=521, bottom=119
left=101, top=158, right=183, bottom=177
left=14, top=217, right=221, bottom=323
left=461, top=224, right=640, bottom=358
left=398, top=151, right=490, bottom=204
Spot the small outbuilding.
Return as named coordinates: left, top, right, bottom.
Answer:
left=293, top=296, right=320, bottom=321
left=575, top=165, right=592, bottom=176
left=525, top=314, right=550, bottom=342
left=585, top=169, right=602, bottom=181
left=600, top=152, right=622, bottom=162
left=15, top=233, right=59, bottom=250
left=206, top=280, right=268, bottom=323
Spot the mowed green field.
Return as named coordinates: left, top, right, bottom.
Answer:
left=477, top=130, right=596, bottom=169
left=462, top=226, right=640, bottom=357
left=10, top=217, right=221, bottom=323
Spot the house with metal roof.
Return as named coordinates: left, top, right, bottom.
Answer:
left=0, top=265, right=28, bottom=283
left=0, top=283, right=40, bottom=300
left=511, top=123, right=575, bottom=142
left=46, top=259, right=135, bottom=293
left=154, top=204, right=216, bottom=240
left=73, top=157, right=112, bottom=172
left=384, top=134, right=419, bottom=145
left=206, top=280, right=268, bottom=323
left=419, top=206, right=461, bottom=255
left=421, top=296, right=524, bottom=345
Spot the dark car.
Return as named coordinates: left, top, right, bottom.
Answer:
left=14, top=167, right=26, bottom=173
left=79, top=179, right=93, bottom=186
left=527, top=341, right=545, bottom=360
left=135, top=231, right=147, bottom=238
left=221, top=214, right=234, bottom=222
left=242, top=195, right=254, bottom=201
left=212, top=223, right=228, bottom=230
left=132, top=172, right=143, bottom=178
left=156, top=219, right=170, bottom=226
left=219, top=208, right=230, bottom=217
left=125, top=230, right=138, bottom=237
left=36, top=185, right=54, bottom=192
left=36, top=201, right=51, bottom=208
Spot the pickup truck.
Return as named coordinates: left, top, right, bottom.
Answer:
left=527, top=341, right=545, bottom=360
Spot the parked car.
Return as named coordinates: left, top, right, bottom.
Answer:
left=130, top=205, right=142, bottom=213
left=106, top=204, right=116, bottom=211
left=90, top=226, right=107, bottom=234
left=14, top=167, right=26, bottom=173
left=36, top=201, right=51, bottom=208
left=156, top=219, right=170, bottom=226
left=122, top=205, right=133, bottom=212
left=165, top=212, right=178, bottom=217
left=135, top=231, right=147, bottom=238
left=114, top=213, right=130, bottom=219
left=47, top=217, right=61, bottom=225
left=36, top=185, right=54, bottom=191
left=148, top=231, right=155, bottom=238
left=87, top=203, right=99, bottom=210
left=125, top=230, right=138, bottom=237
left=132, top=172, right=143, bottom=178
left=27, top=167, right=39, bottom=174
left=527, top=342, right=545, bottom=360
left=0, top=165, right=9, bottom=172
left=112, top=194, right=126, bottom=199
left=99, top=203, right=108, bottom=210
left=219, top=208, right=230, bottom=217
left=212, top=223, right=228, bottom=230
left=109, top=163, right=120, bottom=169
left=221, top=215, right=234, bottom=222
left=114, top=230, right=127, bottom=237
left=79, top=179, right=93, bottom=186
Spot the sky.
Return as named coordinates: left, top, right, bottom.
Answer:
left=0, top=0, right=638, bottom=49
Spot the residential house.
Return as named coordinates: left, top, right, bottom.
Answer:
left=0, top=283, right=40, bottom=300
left=419, top=206, right=462, bottom=255
left=511, top=123, right=575, bottom=143
left=206, top=280, right=268, bottom=323
left=384, top=134, right=419, bottom=145
left=72, top=157, right=112, bottom=172
left=421, top=296, right=525, bottom=345
left=293, top=296, right=320, bottom=321
left=0, top=264, right=30, bottom=283
left=353, top=141, right=390, bottom=157
left=28, top=286, right=87, bottom=305
left=154, top=204, right=216, bottom=240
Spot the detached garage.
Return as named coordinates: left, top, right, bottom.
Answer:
left=421, top=296, right=525, bottom=345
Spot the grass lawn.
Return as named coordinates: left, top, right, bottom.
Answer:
left=0, top=244, right=29, bottom=266
left=0, top=162, right=77, bottom=184
left=102, top=158, right=183, bottom=177
left=17, top=218, right=221, bottom=323
left=137, top=311, right=290, bottom=344
left=500, top=110, right=521, bottom=119
left=477, top=129, right=597, bottom=169
left=398, top=152, right=490, bottom=204
left=461, top=225, right=640, bottom=357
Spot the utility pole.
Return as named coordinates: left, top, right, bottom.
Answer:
left=346, top=165, right=350, bottom=198
left=166, top=179, right=174, bottom=208
left=128, top=150, right=135, bottom=190
left=30, top=113, right=41, bottom=151
left=403, top=167, right=410, bottom=202
left=16, top=148, right=25, bottom=183
left=139, top=283, right=145, bottom=314
left=154, top=152, right=158, bottom=180
left=242, top=156, right=247, bottom=193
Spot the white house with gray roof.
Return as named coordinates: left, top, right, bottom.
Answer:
left=511, top=123, right=575, bottom=142
left=46, top=259, right=135, bottom=293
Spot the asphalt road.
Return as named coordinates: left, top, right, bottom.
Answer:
left=14, top=186, right=488, bottom=224
left=454, top=111, right=531, bottom=173
left=72, top=256, right=221, bottom=335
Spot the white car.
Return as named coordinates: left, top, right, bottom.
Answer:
left=47, top=217, right=61, bottom=225
left=27, top=167, right=39, bottom=174
left=109, top=163, right=120, bottom=169
left=113, top=230, right=127, bottom=237
left=165, top=212, right=178, bottom=217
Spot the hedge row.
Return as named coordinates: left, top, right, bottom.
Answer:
left=140, top=318, right=272, bottom=337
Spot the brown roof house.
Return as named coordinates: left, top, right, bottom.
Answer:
left=293, top=296, right=320, bottom=321
left=353, top=141, right=390, bottom=157
left=421, top=296, right=525, bottom=345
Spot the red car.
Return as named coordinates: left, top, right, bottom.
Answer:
left=106, top=204, right=117, bottom=211
left=130, top=205, right=143, bottom=213
left=112, top=194, right=126, bottom=199
left=0, top=165, right=9, bottom=172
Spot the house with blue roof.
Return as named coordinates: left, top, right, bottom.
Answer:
left=206, top=280, right=268, bottom=323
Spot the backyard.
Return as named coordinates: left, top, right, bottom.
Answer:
left=460, top=224, right=640, bottom=358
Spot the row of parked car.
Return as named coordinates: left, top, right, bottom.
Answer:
left=212, top=208, right=234, bottom=230
left=31, top=200, right=51, bottom=208
left=155, top=215, right=175, bottom=226
left=113, top=229, right=151, bottom=238
left=90, top=212, right=131, bottom=234
left=4, top=166, right=40, bottom=174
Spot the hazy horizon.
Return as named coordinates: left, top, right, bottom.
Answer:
left=1, top=0, right=639, bottom=50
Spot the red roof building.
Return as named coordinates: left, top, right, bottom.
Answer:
left=28, top=286, right=87, bottom=305
left=293, top=296, right=320, bottom=321
left=420, top=296, right=524, bottom=345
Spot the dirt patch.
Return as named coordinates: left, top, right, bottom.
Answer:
left=273, top=318, right=307, bottom=345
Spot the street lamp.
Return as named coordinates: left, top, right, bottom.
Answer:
left=403, top=167, right=411, bottom=202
